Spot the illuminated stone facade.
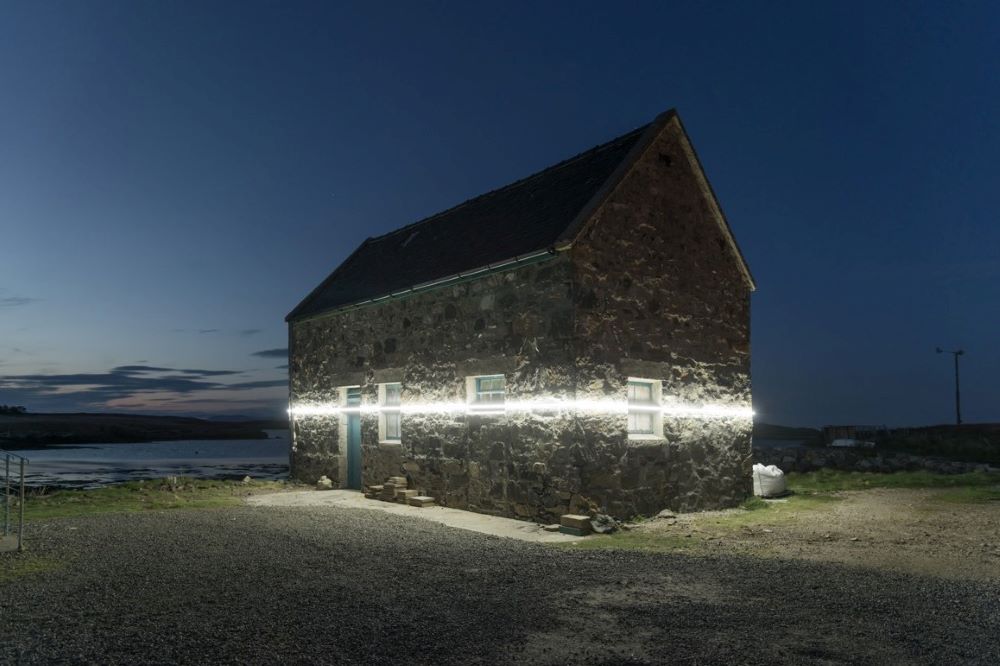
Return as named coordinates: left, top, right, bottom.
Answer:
left=288, top=111, right=754, bottom=520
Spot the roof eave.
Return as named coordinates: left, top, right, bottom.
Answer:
left=286, top=247, right=562, bottom=323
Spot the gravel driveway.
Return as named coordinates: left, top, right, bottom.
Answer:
left=2, top=505, right=998, bottom=664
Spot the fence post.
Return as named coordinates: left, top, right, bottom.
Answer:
left=4, top=455, right=9, bottom=537
left=18, top=458, right=25, bottom=551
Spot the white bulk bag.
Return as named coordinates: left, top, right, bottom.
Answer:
left=752, top=463, right=787, bottom=498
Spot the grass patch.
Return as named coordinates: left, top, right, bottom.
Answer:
left=786, top=469, right=999, bottom=493
left=18, top=478, right=290, bottom=522
left=741, top=496, right=769, bottom=511
left=0, top=554, right=64, bottom=583
left=554, top=469, right=1000, bottom=555
left=709, top=493, right=843, bottom=529
left=934, top=486, right=1000, bottom=504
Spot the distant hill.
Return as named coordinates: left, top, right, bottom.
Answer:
left=0, top=412, right=288, bottom=448
left=753, top=422, right=822, bottom=441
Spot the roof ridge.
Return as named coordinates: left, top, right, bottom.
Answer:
left=366, top=123, right=650, bottom=243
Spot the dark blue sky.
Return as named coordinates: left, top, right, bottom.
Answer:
left=1, top=1, right=997, bottom=425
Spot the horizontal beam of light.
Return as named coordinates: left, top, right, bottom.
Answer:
left=288, top=398, right=752, bottom=419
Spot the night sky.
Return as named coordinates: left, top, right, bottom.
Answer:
left=1, top=2, right=997, bottom=426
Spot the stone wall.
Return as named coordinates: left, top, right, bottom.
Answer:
left=289, top=116, right=754, bottom=520
left=567, top=115, right=753, bottom=514
left=754, top=446, right=999, bottom=475
left=290, top=255, right=584, bottom=521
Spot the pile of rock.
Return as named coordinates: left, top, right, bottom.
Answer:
left=365, top=476, right=436, bottom=508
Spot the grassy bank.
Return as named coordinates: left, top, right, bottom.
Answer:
left=12, top=478, right=291, bottom=522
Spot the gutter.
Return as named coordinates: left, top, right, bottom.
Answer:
left=289, top=245, right=569, bottom=324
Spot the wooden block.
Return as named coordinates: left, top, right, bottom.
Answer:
left=408, top=496, right=435, bottom=507
left=559, top=514, right=592, bottom=533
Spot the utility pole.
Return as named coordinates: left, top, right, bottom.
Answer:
left=935, top=347, right=964, bottom=425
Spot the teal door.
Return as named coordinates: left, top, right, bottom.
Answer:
left=346, top=388, right=362, bottom=490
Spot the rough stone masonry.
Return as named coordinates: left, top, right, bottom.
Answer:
left=287, top=109, right=754, bottom=522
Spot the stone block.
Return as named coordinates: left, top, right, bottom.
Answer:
left=559, top=514, right=592, bottom=533
left=396, top=489, right=419, bottom=503
left=558, top=525, right=589, bottom=537
left=408, top=496, right=436, bottom=507
left=388, top=476, right=407, bottom=487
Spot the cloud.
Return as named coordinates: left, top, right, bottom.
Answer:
left=178, top=369, right=242, bottom=377
left=239, top=329, right=262, bottom=337
left=111, top=365, right=175, bottom=374
left=0, top=363, right=286, bottom=413
left=0, top=296, right=38, bottom=308
left=198, top=329, right=220, bottom=334
left=227, top=379, right=288, bottom=390
left=275, top=364, right=289, bottom=370
left=252, top=348, right=288, bottom=359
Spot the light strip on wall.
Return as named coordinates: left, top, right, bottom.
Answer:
left=288, top=399, right=752, bottom=419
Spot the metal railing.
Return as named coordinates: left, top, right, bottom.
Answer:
left=2, top=449, right=28, bottom=552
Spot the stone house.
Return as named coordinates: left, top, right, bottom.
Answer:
left=286, top=109, right=755, bottom=521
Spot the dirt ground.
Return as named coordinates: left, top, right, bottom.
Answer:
left=635, top=487, right=1000, bottom=581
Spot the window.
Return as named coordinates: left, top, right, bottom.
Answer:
left=467, top=374, right=505, bottom=411
left=627, top=378, right=662, bottom=439
left=379, top=382, right=402, bottom=442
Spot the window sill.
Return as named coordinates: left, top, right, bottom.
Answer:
left=628, top=434, right=666, bottom=442
left=467, top=406, right=506, bottom=415
left=379, top=439, right=402, bottom=446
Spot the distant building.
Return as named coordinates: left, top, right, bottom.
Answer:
left=286, top=109, right=755, bottom=520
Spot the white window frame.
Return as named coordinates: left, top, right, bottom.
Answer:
left=627, top=378, right=663, bottom=440
left=378, top=382, right=402, bottom=443
left=466, top=374, right=506, bottom=413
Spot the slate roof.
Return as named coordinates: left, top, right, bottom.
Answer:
left=287, top=122, right=652, bottom=321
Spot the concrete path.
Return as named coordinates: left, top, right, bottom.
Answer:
left=247, top=490, right=583, bottom=543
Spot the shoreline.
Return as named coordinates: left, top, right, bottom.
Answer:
left=1, top=412, right=288, bottom=449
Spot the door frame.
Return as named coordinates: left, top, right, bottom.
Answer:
left=336, top=385, right=363, bottom=490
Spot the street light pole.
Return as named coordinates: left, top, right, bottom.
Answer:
left=935, top=347, right=964, bottom=425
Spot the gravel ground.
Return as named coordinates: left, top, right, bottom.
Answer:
left=1, top=505, right=998, bottom=665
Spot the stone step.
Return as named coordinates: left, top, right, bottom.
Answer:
left=558, top=525, right=589, bottom=537
left=387, top=476, right=407, bottom=487
left=396, top=489, right=419, bottom=503
left=559, top=514, right=592, bottom=534
left=408, top=496, right=435, bottom=508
